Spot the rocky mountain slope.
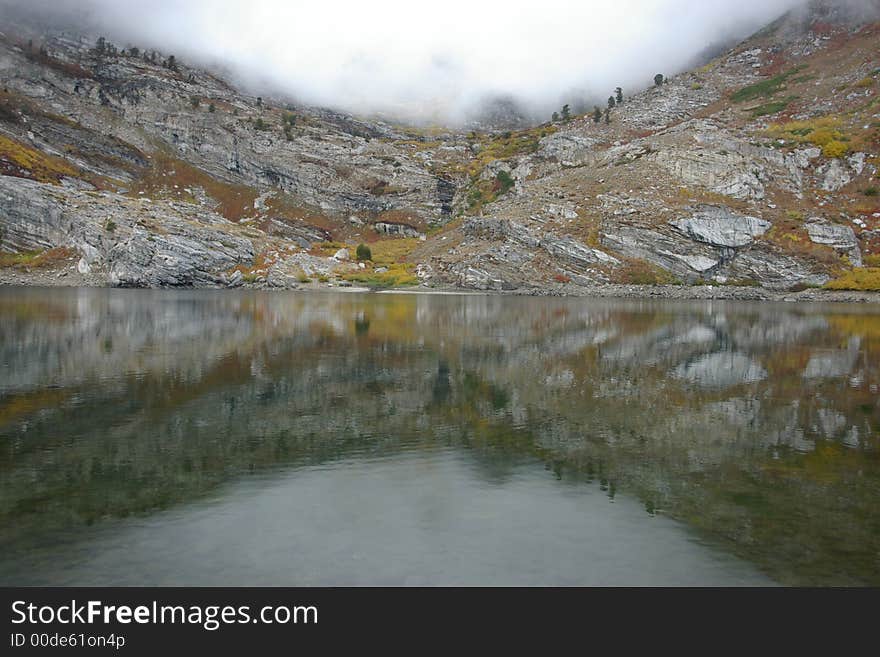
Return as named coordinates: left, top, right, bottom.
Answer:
left=1, top=0, right=879, bottom=294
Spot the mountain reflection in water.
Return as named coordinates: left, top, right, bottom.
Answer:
left=0, top=288, right=877, bottom=585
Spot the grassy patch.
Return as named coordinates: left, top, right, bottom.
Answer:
left=731, top=66, right=806, bottom=103
left=611, top=259, right=679, bottom=285
left=765, top=116, right=851, bottom=158
left=308, top=242, right=349, bottom=259
left=749, top=97, right=797, bottom=117
left=824, top=268, right=880, bottom=291
left=129, top=151, right=259, bottom=221
left=0, top=134, right=80, bottom=183
left=341, top=263, right=418, bottom=288
left=0, top=247, right=78, bottom=269
left=227, top=251, right=271, bottom=282
left=367, top=238, right=420, bottom=266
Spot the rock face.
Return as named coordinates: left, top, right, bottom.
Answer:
left=374, top=222, right=422, bottom=238
left=0, top=176, right=253, bottom=287
left=805, top=218, right=862, bottom=266
left=670, top=207, right=770, bottom=249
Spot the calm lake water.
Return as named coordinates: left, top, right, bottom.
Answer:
left=0, top=287, right=878, bottom=586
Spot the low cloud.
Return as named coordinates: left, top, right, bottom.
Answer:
left=2, top=0, right=814, bottom=122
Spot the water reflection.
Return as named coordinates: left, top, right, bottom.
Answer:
left=0, top=288, right=878, bottom=585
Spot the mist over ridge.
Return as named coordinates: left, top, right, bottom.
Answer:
left=0, top=0, right=824, bottom=123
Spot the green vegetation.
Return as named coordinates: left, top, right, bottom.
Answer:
left=356, top=244, right=372, bottom=261
left=0, top=247, right=77, bottom=269
left=765, top=116, right=850, bottom=158
left=749, top=97, right=797, bottom=117
left=824, top=268, right=880, bottom=291
left=495, top=170, right=514, bottom=195
left=466, top=170, right=517, bottom=213
left=730, top=65, right=806, bottom=103
left=367, top=238, right=420, bottom=266
left=0, top=133, right=80, bottom=184
left=654, top=73, right=665, bottom=87
left=341, top=263, right=418, bottom=288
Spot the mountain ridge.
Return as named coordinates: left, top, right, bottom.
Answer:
left=1, top=1, right=879, bottom=296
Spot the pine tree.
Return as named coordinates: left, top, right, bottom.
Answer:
left=607, top=96, right=615, bottom=109
left=552, top=111, right=559, bottom=122
left=592, top=106, right=602, bottom=123
left=604, top=107, right=611, bottom=124
left=654, top=73, right=665, bottom=87
left=615, top=87, right=623, bottom=104
left=561, top=104, right=571, bottom=121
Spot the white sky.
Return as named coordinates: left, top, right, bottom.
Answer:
left=9, top=0, right=808, bottom=121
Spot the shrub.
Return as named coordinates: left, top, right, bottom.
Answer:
left=822, top=140, right=849, bottom=159
left=654, top=74, right=665, bottom=87
left=105, top=220, right=117, bottom=232
left=824, top=268, right=880, bottom=291
left=356, top=243, right=372, bottom=261
left=494, top=170, right=515, bottom=195
left=765, top=116, right=850, bottom=158
left=190, top=96, right=200, bottom=108
left=864, top=187, right=878, bottom=197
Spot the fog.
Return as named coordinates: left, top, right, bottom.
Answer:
left=0, top=0, right=826, bottom=122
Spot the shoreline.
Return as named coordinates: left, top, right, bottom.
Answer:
left=2, top=269, right=879, bottom=304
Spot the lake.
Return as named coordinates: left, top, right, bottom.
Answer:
left=0, top=287, right=878, bottom=586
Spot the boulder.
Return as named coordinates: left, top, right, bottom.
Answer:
left=670, top=207, right=770, bottom=248
left=805, top=218, right=861, bottom=266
